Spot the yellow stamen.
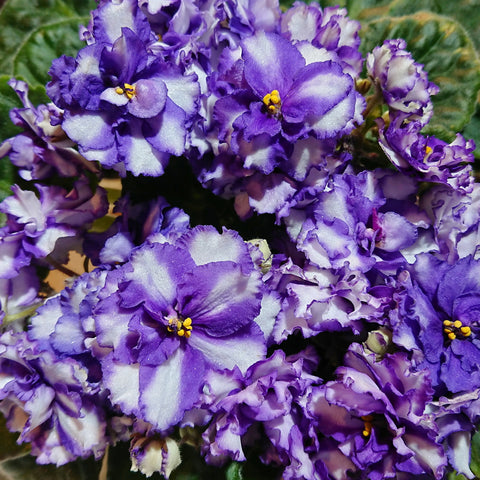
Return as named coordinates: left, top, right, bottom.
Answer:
left=444, top=328, right=452, bottom=334
left=461, top=326, right=472, bottom=337
left=166, top=317, right=193, bottom=338
left=269, top=90, right=280, bottom=104
left=425, top=145, right=433, bottom=156
left=443, top=320, right=453, bottom=327
left=361, top=415, right=373, bottom=438
left=453, top=320, right=462, bottom=329
left=116, top=83, right=136, bottom=100
left=263, top=89, right=282, bottom=115
left=448, top=332, right=456, bottom=341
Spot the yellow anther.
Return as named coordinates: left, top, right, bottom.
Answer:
left=444, top=328, right=453, bottom=334
left=177, top=329, right=185, bottom=337
left=262, top=89, right=282, bottom=115
left=448, top=332, right=456, bottom=341
left=461, top=326, right=472, bottom=337
left=185, top=330, right=192, bottom=338
left=425, top=145, right=433, bottom=156
left=361, top=415, right=373, bottom=438
left=453, top=320, right=463, bottom=329
left=116, top=83, right=136, bottom=100
left=183, top=318, right=192, bottom=328
left=270, top=90, right=280, bottom=104
left=443, top=320, right=453, bottom=327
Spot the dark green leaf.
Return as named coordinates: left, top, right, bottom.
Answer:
left=360, top=12, right=480, bottom=142
left=445, top=472, right=469, bottom=480
left=225, top=462, right=243, bottom=480
left=386, top=0, right=480, bottom=52
left=319, top=0, right=393, bottom=21
left=0, top=0, right=95, bottom=88
left=470, top=428, right=480, bottom=477
left=0, top=454, right=101, bottom=480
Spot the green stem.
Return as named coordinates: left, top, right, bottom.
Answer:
left=3, top=302, right=43, bottom=326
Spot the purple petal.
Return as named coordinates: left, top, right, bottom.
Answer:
left=242, top=31, right=305, bottom=98
left=188, top=322, right=266, bottom=374
left=283, top=61, right=352, bottom=122
left=62, top=110, right=114, bottom=150
left=144, top=98, right=187, bottom=156
left=120, top=242, right=195, bottom=313
left=127, top=79, right=167, bottom=119
left=178, top=262, right=262, bottom=336
left=139, top=346, right=205, bottom=431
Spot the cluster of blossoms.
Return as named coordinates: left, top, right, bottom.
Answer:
left=0, top=0, right=479, bottom=479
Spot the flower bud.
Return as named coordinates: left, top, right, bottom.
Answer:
left=130, top=435, right=181, bottom=478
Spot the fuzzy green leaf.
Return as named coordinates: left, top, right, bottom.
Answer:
left=470, top=428, right=480, bottom=478
left=0, top=0, right=95, bottom=88
left=0, top=454, right=101, bottom=480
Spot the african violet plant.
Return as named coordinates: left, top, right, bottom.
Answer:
left=1, top=0, right=480, bottom=479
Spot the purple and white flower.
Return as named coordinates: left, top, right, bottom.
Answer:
left=93, top=226, right=267, bottom=432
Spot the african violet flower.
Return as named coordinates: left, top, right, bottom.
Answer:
left=0, top=179, right=108, bottom=278
left=367, top=38, right=439, bottom=127
left=310, top=343, right=446, bottom=480
left=429, top=389, right=480, bottom=479
left=93, top=226, right=267, bottom=432
left=389, top=254, right=480, bottom=395
left=201, top=348, right=320, bottom=480
left=0, top=330, right=108, bottom=465
left=420, top=183, right=480, bottom=262
left=211, top=30, right=364, bottom=174
left=130, top=433, right=182, bottom=478
left=378, top=116, right=474, bottom=192
left=47, top=21, right=199, bottom=176
left=0, top=79, right=96, bottom=181
left=284, top=169, right=423, bottom=274
left=280, top=3, right=363, bottom=78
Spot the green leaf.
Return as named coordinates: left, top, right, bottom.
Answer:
left=445, top=471, right=469, bottom=480
left=360, top=12, right=480, bottom=142
left=0, top=0, right=95, bottom=88
left=470, top=428, right=480, bottom=477
left=0, top=454, right=101, bottom=480
left=225, top=462, right=243, bottom=480
left=386, top=0, right=480, bottom=52
left=319, top=0, right=393, bottom=21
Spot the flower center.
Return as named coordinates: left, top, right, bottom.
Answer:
left=262, top=89, right=281, bottom=115
left=443, top=319, right=471, bottom=341
left=361, top=414, right=374, bottom=438
left=115, top=83, right=136, bottom=100
left=167, top=317, right=192, bottom=338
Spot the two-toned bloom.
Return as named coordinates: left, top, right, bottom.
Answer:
left=310, top=343, right=446, bottom=479
left=211, top=31, right=364, bottom=174
left=47, top=7, right=199, bottom=176
left=93, top=226, right=267, bottom=431
left=390, top=254, right=480, bottom=395
left=0, top=330, right=107, bottom=465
